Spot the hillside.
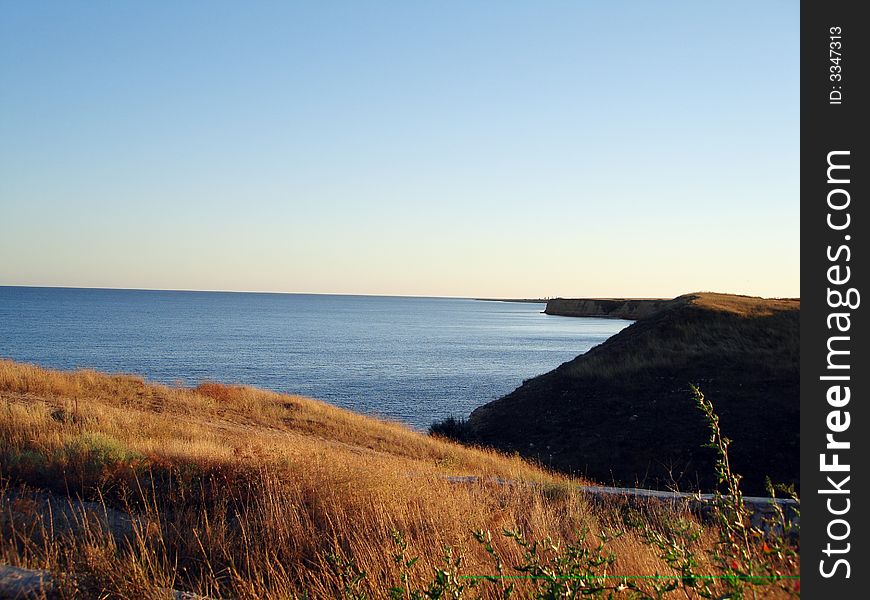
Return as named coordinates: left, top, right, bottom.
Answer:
left=467, top=293, right=800, bottom=496
left=0, top=359, right=800, bottom=598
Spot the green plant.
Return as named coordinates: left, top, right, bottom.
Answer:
left=688, top=385, right=799, bottom=599
left=471, top=528, right=514, bottom=598
left=389, top=529, right=418, bottom=599
left=62, top=432, right=140, bottom=466
left=472, top=527, right=625, bottom=599
left=388, top=530, right=470, bottom=599
left=327, top=549, right=368, bottom=600
left=631, top=512, right=713, bottom=599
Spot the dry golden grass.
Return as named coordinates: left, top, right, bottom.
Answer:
left=0, top=360, right=797, bottom=598
left=0, top=358, right=565, bottom=483
left=685, top=293, right=799, bottom=318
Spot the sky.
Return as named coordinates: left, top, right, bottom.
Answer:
left=0, top=1, right=799, bottom=299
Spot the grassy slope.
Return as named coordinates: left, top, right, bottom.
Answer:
left=467, top=293, right=800, bottom=496
left=0, top=359, right=712, bottom=598
left=0, top=359, right=558, bottom=486
left=0, top=358, right=800, bottom=598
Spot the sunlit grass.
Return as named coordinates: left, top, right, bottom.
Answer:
left=0, top=359, right=797, bottom=598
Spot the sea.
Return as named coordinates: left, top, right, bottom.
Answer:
left=0, top=286, right=630, bottom=430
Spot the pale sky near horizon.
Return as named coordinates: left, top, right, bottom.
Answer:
left=0, top=1, right=799, bottom=299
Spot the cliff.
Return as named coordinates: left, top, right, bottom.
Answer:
left=467, top=292, right=800, bottom=495
left=544, top=297, right=672, bottom=319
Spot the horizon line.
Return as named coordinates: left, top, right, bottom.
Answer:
left=0, top=283, right=533, bottom=302
left=0, top=284, right=801, bottom=302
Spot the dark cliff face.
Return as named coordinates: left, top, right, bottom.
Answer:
left=543, top=298, right=673, bottom=320
left=467, top=293, right=800, bottom=496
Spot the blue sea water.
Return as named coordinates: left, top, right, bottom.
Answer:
left=0, top=286, right=630, bottom=429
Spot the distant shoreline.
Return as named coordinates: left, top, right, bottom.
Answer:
left=474, top=298, right=548, bottom=303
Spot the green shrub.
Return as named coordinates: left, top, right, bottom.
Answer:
left=62, top=432, right=138, bottom=464
left=428, top=417, right=473, bottom=443
left=57, top=432, right=142, bottom=490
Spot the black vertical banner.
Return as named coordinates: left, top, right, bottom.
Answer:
left=801, top=1, right=868, bottom=596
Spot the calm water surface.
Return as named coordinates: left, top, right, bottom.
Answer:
left=0, top=287, right=630, bottom=429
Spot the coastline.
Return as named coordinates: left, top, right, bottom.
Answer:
left=473, top=297, right=548, bottom=303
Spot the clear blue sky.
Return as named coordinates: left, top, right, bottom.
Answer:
left=0, top=1, right=799, bottom=298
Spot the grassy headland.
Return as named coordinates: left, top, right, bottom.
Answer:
left=462, top=293, right=799, bottom=496
left=0, top=359, right=798, bottom=598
